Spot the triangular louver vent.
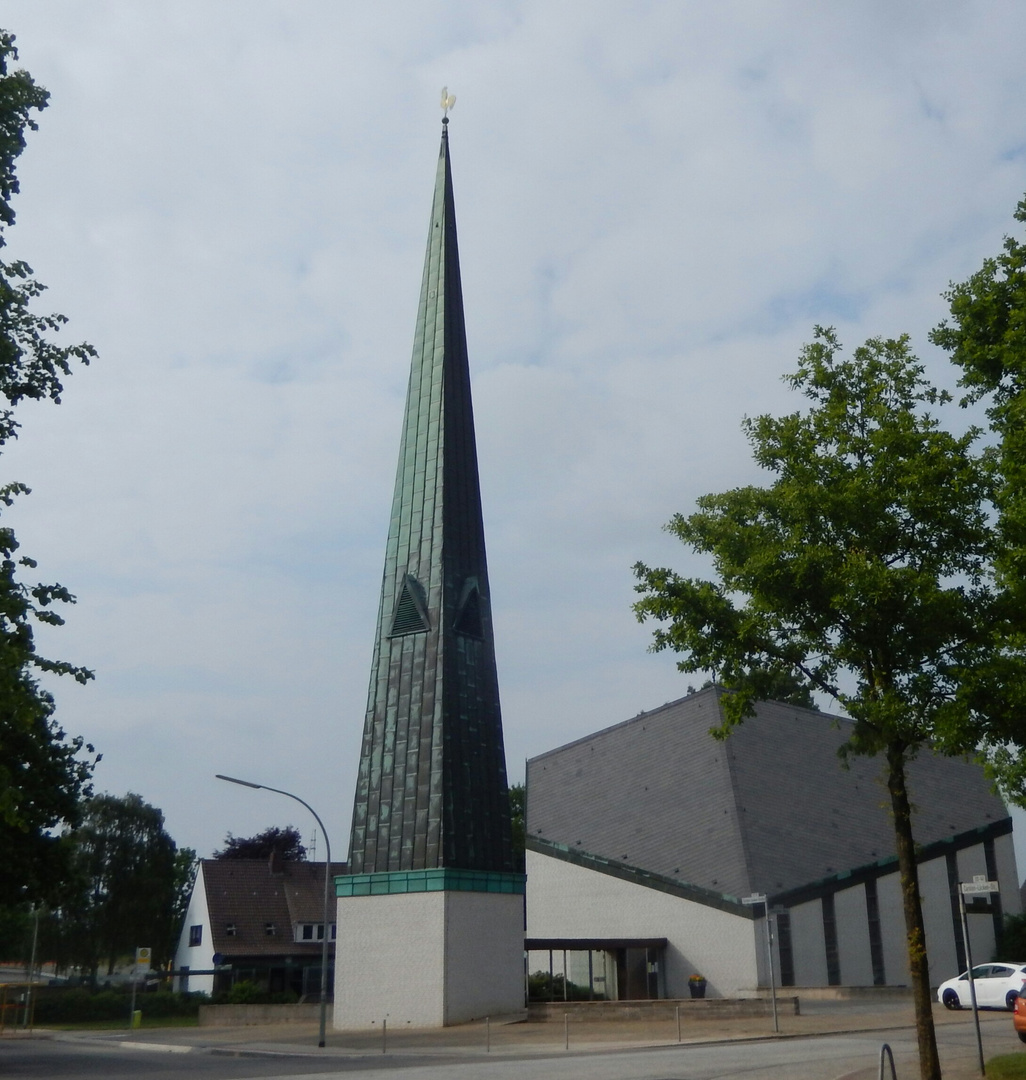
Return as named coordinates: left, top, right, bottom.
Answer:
left=389, top=575, right=429, bottom=637
left=454, top=579, right=483, bottom=639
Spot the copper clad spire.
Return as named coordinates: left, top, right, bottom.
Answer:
left=347, top=117, right=514, bottom=875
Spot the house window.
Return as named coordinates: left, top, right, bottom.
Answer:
left=297, top=923, right=334, bottom=942
left=265, top=922, right=276, bottom=936
left=225, top=923, right=237, bottom=937
left=189, top=925, right=202, bottom=947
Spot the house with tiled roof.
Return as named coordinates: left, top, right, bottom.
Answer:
left=173, top=853, right=345, bottom=997
left=525, top=686, right=1020, bottom=1000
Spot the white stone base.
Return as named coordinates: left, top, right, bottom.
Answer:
left=333, top=889, right=524, bottom=1028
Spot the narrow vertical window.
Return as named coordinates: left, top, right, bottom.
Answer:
left=777, top=912, right=795, bottom=987
left=865, top=879, right=886, bottom=986
left=822, top=894, right=840, bottom=986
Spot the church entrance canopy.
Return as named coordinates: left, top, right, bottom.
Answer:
left=525, top=938, right=668, bottom=1002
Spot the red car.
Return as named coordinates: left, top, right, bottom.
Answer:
left=1015, top=992, right=1026, bottom=1043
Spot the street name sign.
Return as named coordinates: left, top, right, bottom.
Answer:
left=960, top=881, right=999, bottom=895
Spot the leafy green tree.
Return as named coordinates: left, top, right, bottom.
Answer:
left=213, top=825, right=307, bottom=861
left=509, top=783, right=525, bottom=873
left=995, top=912, right=1026, bottom=963
left=931, top=194, right=1026, bottom=801
left=61, top=793, right=193, bottom=975
left=0, top=30, right=97, bottom=910
left=633, top=329, right=1021, bottom=1080
left=688, top=668, right=819, bottom=710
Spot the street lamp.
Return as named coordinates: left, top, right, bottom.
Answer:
left=215, top=774, right=334, bottom=1048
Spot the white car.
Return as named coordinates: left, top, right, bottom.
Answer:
left=937, top=963, right=1026, bottom=1011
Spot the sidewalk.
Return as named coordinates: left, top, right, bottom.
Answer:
left=24, top=998, right=1022, bottom=1077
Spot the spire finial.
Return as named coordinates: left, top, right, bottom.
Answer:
left=440, top=86, right=456, bottom=123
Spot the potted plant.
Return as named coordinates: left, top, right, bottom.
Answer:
left=688, top=973, right=707, bottom=999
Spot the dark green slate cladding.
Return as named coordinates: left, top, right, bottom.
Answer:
left=348, top=121, right=514, bottom=875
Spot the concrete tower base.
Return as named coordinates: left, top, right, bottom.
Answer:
left=333, top=871, right=525, bottom=1029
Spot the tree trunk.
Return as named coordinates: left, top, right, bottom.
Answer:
left=887, top=741, right=942, bottom=1080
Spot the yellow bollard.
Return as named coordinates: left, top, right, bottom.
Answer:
left=131, top=1010, right=142, bottom=1029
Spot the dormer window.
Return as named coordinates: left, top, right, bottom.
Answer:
left=225, top=923, right=237, bottom=937
left=264, top=922, right=276, bottom=936
left=295, top=922, right=336, bottom=943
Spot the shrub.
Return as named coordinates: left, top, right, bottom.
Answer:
left=31, top=987, right=204, bottom=1024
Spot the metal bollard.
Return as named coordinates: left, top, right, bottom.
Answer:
left=676, top=1003, right=681, bottom=1043
left=486, top=1015, right=490, bottom=1052
left=564, top=1011, right=569, bottom=1050
left=382, top=1017, right=386, bottom=1054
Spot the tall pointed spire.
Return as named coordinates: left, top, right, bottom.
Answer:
left=347, top=119, right=514, bottom=876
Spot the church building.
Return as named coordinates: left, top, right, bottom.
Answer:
left=525, top=687, right=1020, bottom=1000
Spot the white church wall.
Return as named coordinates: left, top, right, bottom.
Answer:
left=996, top=833, right=1022, bottom=916
left=334, top=891, right=447, bottom=1027
left=334, top=888, right=523, bottom=1028
left=442, top=891, right=525, bottom=1023
left=956, top=845, right=996, bottom=969
left=526, top=849, right=757, bottom=998
left=834, top=885, right=873, bottom=986
left=788, top=899, right=828, bottom=987
left=876, top=871, right=910, bottom=985
left=920, top=856, right=959, bottom=986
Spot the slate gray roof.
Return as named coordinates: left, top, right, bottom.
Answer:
left=200, top=859, right=346, bottom=958
left=526, top=686, right=1009, bottom=898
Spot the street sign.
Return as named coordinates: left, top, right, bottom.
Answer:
left=741, top=893, right=767, bottom=906
left=960, top=881, right=999, bottom=895
left=134, top=946, right=152, bottom=971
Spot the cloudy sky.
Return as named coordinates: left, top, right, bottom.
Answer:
left=4, top=2, right=1026, bottom=872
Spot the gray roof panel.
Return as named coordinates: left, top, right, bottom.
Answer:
left=527, top=688, right=1009, bottom=896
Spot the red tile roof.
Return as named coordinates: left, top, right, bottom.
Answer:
left=200, top=858, right=346, bottom=958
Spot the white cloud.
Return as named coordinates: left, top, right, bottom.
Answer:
left=2, top=0, right=1025, bottom=870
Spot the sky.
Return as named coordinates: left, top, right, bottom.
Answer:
left=3, top=2, right=1026, bottom=875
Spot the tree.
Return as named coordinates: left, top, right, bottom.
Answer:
left=931, top=194, right=1026, bottom=802
left=0, top=31, right=97, bottom=910
left=996, top=912, right=1026, bottom=963
left=632, top=328, right=1020, bottom=1080
left=60, top=793, right=193, bottom=975
left=213, top=825, right=307, bottom=861
left=687, top=667, right=819, bottom=710
left=509, top=783, right=525, bottom=873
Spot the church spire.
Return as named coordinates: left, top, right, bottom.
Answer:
left=347, top=117, right=514, bottom=875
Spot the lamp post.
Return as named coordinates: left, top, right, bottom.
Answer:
left=216, top=774, right=333, bottom=1048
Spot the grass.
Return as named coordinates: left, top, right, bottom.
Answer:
left=987, top=1054, right=1026, bottom=1079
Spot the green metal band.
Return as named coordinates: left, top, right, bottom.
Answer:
left=335, top=868, right=526, bottom=897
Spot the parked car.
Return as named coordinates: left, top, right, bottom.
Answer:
left=1013, top=991, right=1026, bottom=1042
left=937, top=963, right=1026, bottom=1011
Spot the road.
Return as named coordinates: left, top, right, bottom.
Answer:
left=0, top=1010, right=1021, bottom=1079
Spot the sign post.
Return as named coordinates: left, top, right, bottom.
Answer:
left=742, top=893, right=778, bottom=1033
left=959, top=877, right=998, bottom=1076
left=130, top=947, right=151, bottom=1029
